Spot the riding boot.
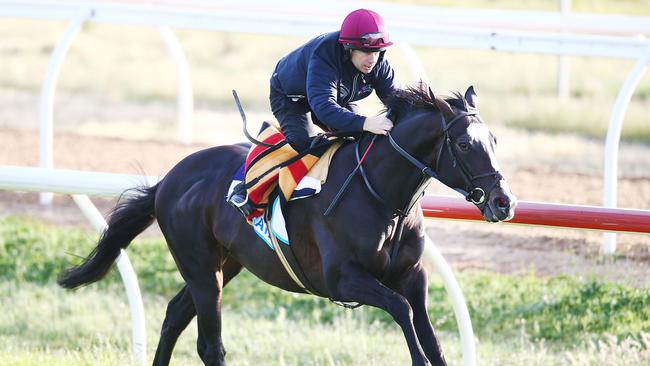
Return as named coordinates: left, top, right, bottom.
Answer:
left=227, top=182, right=253, bottom=217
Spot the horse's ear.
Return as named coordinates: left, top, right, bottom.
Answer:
left=434, top=96, right=454, bottom=118
left=428, top=86, right=435, bottom=101
left=465, top=85, right=478, bottom=109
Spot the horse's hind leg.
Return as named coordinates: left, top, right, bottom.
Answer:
left=188, top=263, right=226, bottom=365
left=153, top=285, right=194, bottom=366
left=159, top=223, right=225, bottom=366
left=153, top=258, right=243, bottom=366
left=195, top=258, right=243, bottom=362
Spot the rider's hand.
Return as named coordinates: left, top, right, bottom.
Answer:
left=363, top=115, right=393, bottom=135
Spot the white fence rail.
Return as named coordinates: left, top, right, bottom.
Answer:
left=3, top=0, right=650, bottom=36
left=3, top=1, right=650, bottom=57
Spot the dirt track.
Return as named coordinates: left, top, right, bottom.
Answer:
left=1, top=128, right=648, bottom=285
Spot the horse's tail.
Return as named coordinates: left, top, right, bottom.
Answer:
left=58, top=184, right=158, bottom=289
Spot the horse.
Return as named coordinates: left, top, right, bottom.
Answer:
left=58, top=85, right=517, bottom=366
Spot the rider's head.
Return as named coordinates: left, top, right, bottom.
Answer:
left=339, top=9, right=393, bottom=74
left=338, top=9, right=393, bottom=52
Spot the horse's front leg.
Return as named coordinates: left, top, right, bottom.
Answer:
left=396, top=264, right=448, bottom=366
left=329, top=261, right=430, bottom=366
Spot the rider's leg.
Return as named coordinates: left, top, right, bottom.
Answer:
left=270, top=87, right=315, bottom=152
left=226, top=164, right=253, bottom=216
left=228, top=88, right=314, bottom=217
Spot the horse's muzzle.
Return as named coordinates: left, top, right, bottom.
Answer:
left=482, top=181, right=517, bottom=223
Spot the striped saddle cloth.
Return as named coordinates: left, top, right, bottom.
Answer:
left=229, top=121, right=341, bottom=222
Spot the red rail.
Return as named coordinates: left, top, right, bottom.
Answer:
left=421, top=195, right=650, bottom=234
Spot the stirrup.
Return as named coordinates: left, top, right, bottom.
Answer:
left=227, top=189, right=253, bottom=217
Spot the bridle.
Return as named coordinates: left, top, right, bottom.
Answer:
left=321, top=103, right=506, bottom=295
left=386, top=109, right=503, bottom=211
left=326, top=108, right=504, bottom=219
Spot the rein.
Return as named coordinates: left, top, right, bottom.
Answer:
left=325, top=110, right=503, bottom=218
left=387, top=110, right=503, bottom=207
left=323, top=135, right=377, bottom=216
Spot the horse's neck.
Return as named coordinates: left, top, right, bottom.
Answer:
left=363, top=112, right=442, bottom=214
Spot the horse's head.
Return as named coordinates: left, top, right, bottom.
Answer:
left=386, top=85, right=517, bottom=222
left=431, top=86, right=516, bottom=222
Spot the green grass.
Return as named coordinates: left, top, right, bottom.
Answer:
left=1, top=216, right=650, bottom=364
left=2, top=281, right=648, bottom=365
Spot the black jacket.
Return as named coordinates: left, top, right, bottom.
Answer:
left=270, top=31, right=398, bottom=132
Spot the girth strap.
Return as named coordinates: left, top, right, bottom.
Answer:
left=264, top=215, right=321, bottom=296
left=264, top=215, right=362, bottom=309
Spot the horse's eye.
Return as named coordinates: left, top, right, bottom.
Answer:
left=457, top=141, right=470, bottom=151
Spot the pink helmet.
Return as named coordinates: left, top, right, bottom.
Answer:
left=338, top=9, right=393, bottom=51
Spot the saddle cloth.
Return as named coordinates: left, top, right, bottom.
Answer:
left=227, top=121, right=341, bottom=223
left=226, top=121, right=345, bottom=295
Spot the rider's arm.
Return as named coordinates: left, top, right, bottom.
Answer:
left=306, top=51, right=365, bottom=132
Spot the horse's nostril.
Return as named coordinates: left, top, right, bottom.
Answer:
left=495, top=196, right=509, bottom=210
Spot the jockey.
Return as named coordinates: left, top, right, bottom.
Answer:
left=228, top=8, right=399, bottom=215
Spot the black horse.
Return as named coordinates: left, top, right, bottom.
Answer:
left=58, top=85, right=516, bottom=366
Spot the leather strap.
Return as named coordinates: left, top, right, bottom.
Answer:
left=265, top=216, right=316, bottom=295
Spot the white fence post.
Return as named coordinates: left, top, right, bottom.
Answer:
left=424, top=235, right=476, bottom=366
left=397, top=43, right=431, bottom=86
left=38, top=12, right=90, bottom=205
left=602, top=52, right=650, bottom=255
left=71, top=194, right=147, bottom=365
left=557, top=0, right=571, bottom=100
left=159, top=26, right=194, bottom=145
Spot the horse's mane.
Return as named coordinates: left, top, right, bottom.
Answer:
left=383, top=85, right=467, bottom=121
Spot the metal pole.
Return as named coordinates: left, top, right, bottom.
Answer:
left=159, top=26, right=194, bottom=144
left=397, top=43, right=431, bottom=85
left=421, top=195, right=650, bottom=234
left=557, top=0, right=571, bottom=100
left=602, top=53, right=650, bottom=254
left=71, top=194, right=147, bottom=365
left=424, top=235, right=476, bottom=366
left=38, top=13, right=89, bottom=204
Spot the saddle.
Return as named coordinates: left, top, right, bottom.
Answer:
left=226, top=120, right=347, bottom=296
left=227, top=121, right=342, bottom=224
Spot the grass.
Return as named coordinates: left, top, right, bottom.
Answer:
left=1, top=216, right=649, bottom=364
left=3, top=281, right=648, bottom=366
left=1, top=2, right=649, bottom=143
